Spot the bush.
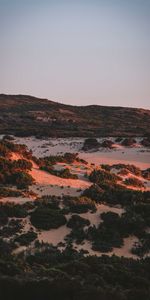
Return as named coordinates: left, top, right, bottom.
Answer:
left=0, top=203, right=28, bottom=218
left=30, top=207, right=67, bottom=230
left=13, top=159, right=32, bottom=171
left=112, top=164, right=142, bottom=176
left=67, top=215, right=90, bottom=229
left=0, top=156, right=34, bottom=188
left=141, top=137, right=150, bottom=147
left=100, top=139, right=114, bottom=148
left=0, top=219, right=23, bottom=238
left=10, top=172, right=34, bottom=189
left=41, top=166, right=78, bottom=179
left=37, top=152, right=79, bottom=167
left=0, top=210, right=8, bottom=226
left=124, top=177, right=144, bottom=188
left=142, top=168, right=150, bottom=180
left=35, top=196, right=60, bottom=210
left=101, top=211, right=121, bottom=226
left=82, top=138, right=100, bottom=151
left=0, top=140, right=33, bottom=159
left=115, top=137, right=123, bottom=143
left=87, top=225, right=123, bottom=252
left=0, top=187, right=23, bottom=198
left=101, top=164, right=111, bottom=171
left=131, top=233, right=150, bottom=257
left=65, top=227, right=86, bottom=244
left=63, top=196, right=96, bottom=213
left=121, top=138, right=136, bottom=147
left=15, top=231, right=37, bottom=246
left=82, top=184, right=104, bottom=203
left=89, top=169, right=121, bottom=186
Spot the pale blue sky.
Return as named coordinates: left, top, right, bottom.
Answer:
left=0, top=0, right=150, bottom=108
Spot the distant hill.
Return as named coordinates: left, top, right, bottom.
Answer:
left=0, top=94, right=150, bottom=137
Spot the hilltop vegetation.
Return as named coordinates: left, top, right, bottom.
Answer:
left=0, top=94, right=150, bottom=137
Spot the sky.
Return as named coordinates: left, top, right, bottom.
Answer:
left=0, top=0, right=150, bottom=109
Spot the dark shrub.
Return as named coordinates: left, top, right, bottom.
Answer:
left=11, top=172, right=34, bottom=189
left=30, top=207, right=67, bottom=230
left=121, top=138, right=136, bottom=147
left=82, top=138, right=100, bottom=151
left=67, top=215, right=90, bottom=229
left=124, top=177, right=144, bottom=188
left=142, top=168, right=150, bottom=180
left=63, top=196, right=96, bottom=213
left=141, top=137, right=150, bottom=147
left=82, top=184, right=104, bottom=203
left=89, top=169, right=121, bottom=186
left=0, top=210, right=8, bottom=226
left=15, top=231, right=37, bottom=246
left=0, top=203, right=27, bottom=218
left=100, top=139, right=114, bottom=148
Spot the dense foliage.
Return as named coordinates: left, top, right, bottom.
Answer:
left=0, top=139, right=34, bottom=190
left=30, top=207, right=67, bottom=230
left=0, top=247, right=150, bottom=300
left=63, top=196, right=96, bottom=213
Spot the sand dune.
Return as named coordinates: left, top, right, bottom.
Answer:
left=30, top=166, right=91, bottom=189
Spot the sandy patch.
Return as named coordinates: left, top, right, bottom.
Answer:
left=0, top=197, right=33, bottom=204
left=30, top=167, right=91, bottom=190
left=38, top=225, right=71, bottom=246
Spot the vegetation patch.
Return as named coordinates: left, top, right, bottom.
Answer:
left=124, top=177, right=144, bottom=188
left=111, top=163, right=142, bottom=176
left=15, top=231, right=37, bottom=246
left=121, top=138, right=136, bottom=146
left=67, top=215, right=90, bottom=229
left=41, top=166, right=78, bottom=179
left=0, top=203, right=28, bottom=218
left=63, top=196, right=96, bottom=213
left=89, top=169, right=122, bottom=186
left=82, top=138, right=100, bottom=151
left=30, top=207, right=67, bottom=230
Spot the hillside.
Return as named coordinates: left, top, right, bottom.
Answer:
left=0, top=94, right=150, bottom=137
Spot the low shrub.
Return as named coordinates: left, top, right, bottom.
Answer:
left=67, top=215, right=90, bottom=229
left=15, top=231, right=37, bottom=246
left=30, top=207, right=67, bottom=230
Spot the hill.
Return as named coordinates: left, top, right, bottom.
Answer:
left=0, top=94, right=150, bottom=137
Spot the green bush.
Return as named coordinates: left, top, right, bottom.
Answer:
left=30, top=207, right=67, bottom=230
left=15, top=231, right=37, bottom=246
left=82, top=184, right=104, bottom=203
left=63, top=196, right=96, bottom=213
left=41, top=166, right=78, bottom=179
left=124, top=177, right=144, bottom=188
left=67, top=215, right=90, bottom=229
left=89, top=169, right=121, bottom=186
left=0, top=203, right=28, bottom=218
left=10, top=171, right=34, bottom=189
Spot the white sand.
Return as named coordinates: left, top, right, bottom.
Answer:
left=38, top=225, right=71, bottom=246
left=12, top=136, right=150, bottom=169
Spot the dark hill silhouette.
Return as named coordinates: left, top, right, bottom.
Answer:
left=0, top=94, right=149, bottom=137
